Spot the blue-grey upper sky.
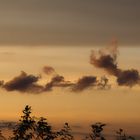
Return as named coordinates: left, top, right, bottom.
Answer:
left=0, top=0, right=140, bottom=46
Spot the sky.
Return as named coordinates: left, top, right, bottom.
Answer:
left=0, top=0, right=140, bottom=139
left=0, top=0, right=140, bottom=46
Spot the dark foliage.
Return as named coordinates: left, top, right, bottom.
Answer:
left=11, top=105, right=36, bottom=140
left=0, top=106, right=136, bottom=140
left=84, top=122, right=106, bottom=140
left=36, top=117, right=57, bottom=140
left=116, top=129, right=135, bottom=140
left=57, top=123, right=74, bottom=140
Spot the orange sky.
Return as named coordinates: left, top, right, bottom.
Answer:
left=0, top=1, right=139, bottom=139
left=0, top=46, right=140, bottom=129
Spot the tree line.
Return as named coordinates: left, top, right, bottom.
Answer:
left=0, top=105, right=136, bottom=140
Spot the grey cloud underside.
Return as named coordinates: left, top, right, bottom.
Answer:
left=0, top=0, right=140, bottom=46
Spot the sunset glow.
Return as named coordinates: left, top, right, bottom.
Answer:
left=0, top=1, right=140, bottom=139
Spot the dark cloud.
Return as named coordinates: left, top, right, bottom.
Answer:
left=97, top=76, right=111, bottom=90
left=90, top=45, right=140, bottom=87
left=50, top=75, right=64, bottom=83
left=90, top=41, right=119, bottom=76
left=72, top=76, right=97, bottom=92
left=45, top=75, right=73, bottom=91
left=1, top=42, right=140, bottom=95
left=1, top=72, right=102, bottom=94
left=3, top=43, right=140, bottom=94
left=0, top=81, right=4, bottom=87
left=43, top=66, right=56, bottom=75
left=90, top=53, right=119, bottom=76
left=45, top=75, right=64, bottom=91
left=3, top=71, right=44, bottom=93
left=117, top=69, right=140, bottom=87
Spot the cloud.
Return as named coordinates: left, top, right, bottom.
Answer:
left=97, top=76, right=111, bottom=90
left=2, top=42, right=140, bottom=94
left=1, top=72, right=101, bottom=94
left=90, top=42, right=119, bottom=76
left=43, top=66, right=56, bottom=75
left=90, top=44, right=140, bottom=87
left=0, top=62, right=112, bottom=94
left=45, top=75, right=73, bottom=91
left=0, top=81, right=4, bottom=87
left=117, top=69, right=140, bottom=87
left=2, top=45, right=139, bottom=95
left=3, top=71, right=44, bottom=93
left=72, top=76, right=97, bottom=92
left=45, top=75, right=64, bottom=91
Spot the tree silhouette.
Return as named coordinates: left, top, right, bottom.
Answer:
left=116, top=129, right=135, bottom=140
left=84, top=122, right=106, bottom=140
left=0, top=105, right=136, bottom=140
left=10, top=105, right=74, bottom=140
left=36, top=117, right=57, bottom=140
left=57, top=123, right=74, bottom=140
left=11, top=105, right=36, bottom=140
